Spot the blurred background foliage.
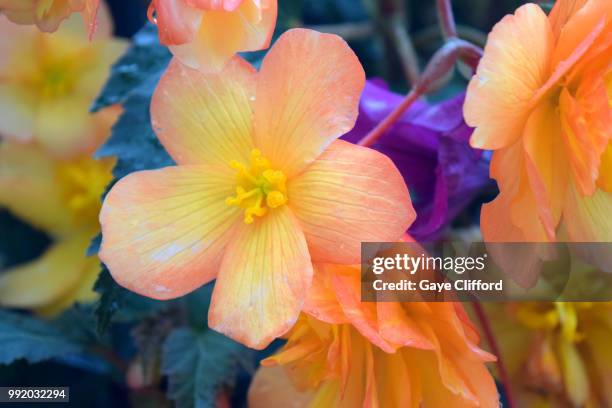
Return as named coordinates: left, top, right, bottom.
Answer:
left=0, top=0, right=537, bottom=406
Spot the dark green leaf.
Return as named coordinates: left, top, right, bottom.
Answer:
left=162, top=328, right=254, bottom=408
left=93, top=267, right=165, bottom=336
left=0, top=311, right=84, bottom=365
left=91, top=23, right=171, bottom=112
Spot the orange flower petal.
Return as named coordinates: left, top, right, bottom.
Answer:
left=303, top=264, right=348, bottom=325
left=482, top=141, right=550, bottom=242
left=523, top=98, right=569, bottom=240
left=151, top=56, right=256, bottom=166
left=248, top=366, right=313, bottom=408
left=549, top=0, right=589, bottom=38
left=550, top=0, right=611, bottom=68
left=465, top=4, right=554, bottom=150
left=253, top=28, right=365, bottom=177
left=99, top=165, right=240, bottom=300
left=186, top=0, right=245, bottom=12
left=328, top=265, right=397, bottom=353
left=376, top=302, right=434, bottom=350
left=169, top=0, right=276, bottom=72
left=148, top=0, right=201, bottom=45
left=208, top=206, right=312, bottom=349
left=288, top=140, right=414, bottom=265
left=597, top=143, right=612, bottom=191
left=563, top=182, right=612, bottom=243
left=560, top=82, right=611, bottom=195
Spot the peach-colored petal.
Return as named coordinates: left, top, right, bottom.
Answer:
left=523, top=98, right=569, bottom=240
left=253, top=29, right=365, bottom=177
left=148, top=0, right=201, bottom=45
left=99, top=165, right=240, bottom=300
left=288, top=140, right=414, bottom=265
left=482, top=141, right=550, bottom=242
left=550, top=0, right=611, bottom=68
left=186, top=0, right=245, bottom=12
left=329, top=266, right=397, bottom=353
left=563, top=182, right=612, bottom=243
left=208, top=206, right=312, bottom=349
left=465, top=4, right=554, bottom=150
left=376, top=302, right=434, bottom=350
left=560, top=82, right=610, bottom=196
left=81, top=0, right=100, bottom=39
left=151, top=57, right=255, bottom=166
left=169, top=0, right=276, bottom=72
left=248, top=366, right=313, bottom=408
left=303, top=264, right=348, bottom=325
left=597, top=143, right=612, bottom=191
left=549, top=0, right=589, bottom=38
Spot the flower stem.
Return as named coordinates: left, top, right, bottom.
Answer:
left=437, top=0, right=457, bottom=38
left=357, top=89, right=420, bottom=147
left=472, top=302, right=516, bottom=408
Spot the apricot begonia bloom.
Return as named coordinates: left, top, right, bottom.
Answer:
left=99, top=29, right=413, bottom=349
left=148, top=0, right=276, bottom=72
left=464, top=0, right=612, bottom=243
left=0, top=0, right=100, bottom=38
left=249, top=264, right=498, bottom=407
left=0, top=142, right=115, bottom=316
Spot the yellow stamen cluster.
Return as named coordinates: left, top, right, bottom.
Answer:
left=55, top=157, right=115, bottom=226
left=515, top=302, right=593, bottom=342
left=226, top=149, right=288, bottom=224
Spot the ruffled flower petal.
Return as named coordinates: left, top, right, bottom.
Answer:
left=465, top=4, right=554, bottom=150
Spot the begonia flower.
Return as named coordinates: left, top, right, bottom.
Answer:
left=0, top=8, right=126, bottom=158
left=249, top=263, right=499, bottom=407
left=0, top=0, right=100, bottom=38
left=464, top=0, right=612, bottom=244
left=344, top=80, right=493, bottom=241
left=0, top=142, right=115, bottom=315
left=148, top=0, right=277, bottom=72
left=98, top=29, right=414, bottom=349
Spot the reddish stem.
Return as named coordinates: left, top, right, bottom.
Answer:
left=472, top=302, right=516, bottom=408
left=357, top=89, right=421, bottom=147
left=436, top=0, right=457, bottom=38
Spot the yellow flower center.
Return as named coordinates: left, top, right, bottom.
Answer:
left=226, top=149, right=288, bottom=224
left=55, top=157, right=115, bottom=227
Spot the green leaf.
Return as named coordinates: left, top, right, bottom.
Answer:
left=96, top=74, right=174, bottom=179
left=162, top=328, right=254, bottom=408
left=93, top=267, right=164, bottom=336
left=92, top=23, right=171, bottom=113
left=0, top=310, right=84, bottom=365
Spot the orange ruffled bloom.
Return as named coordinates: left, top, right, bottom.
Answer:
left=249, top=264, right=499, bottom=407
left=464, top=0, right=612, bottom=243
left=148, top=0, right=277, bottom=72
left=99, top=29, right=414, bottom=349
left=490, top=301, right=612, bottom=407
left=0, top=0, right=100, bottom=38
left=0, top=8, right=126, bottom=158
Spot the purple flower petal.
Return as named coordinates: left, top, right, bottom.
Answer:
left=343, top=80, right=493, bottom=241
